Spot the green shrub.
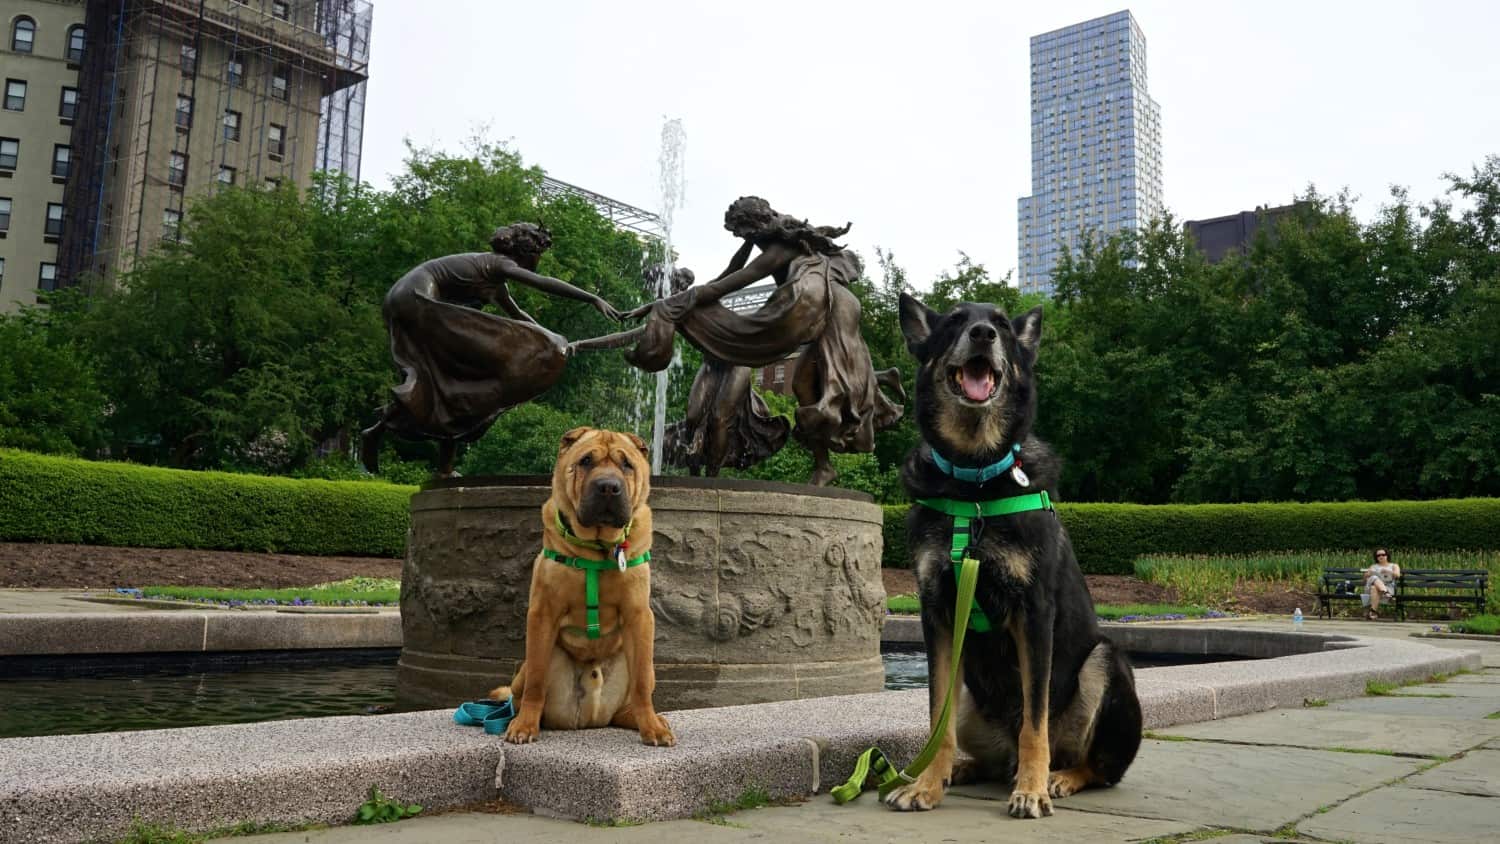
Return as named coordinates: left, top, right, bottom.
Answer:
left=0, top=449, right=413, bottom=556
left=879, top=498, right=1500, bottom=573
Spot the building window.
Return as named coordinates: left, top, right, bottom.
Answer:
left=773, top=364, right=786, bottom=384
left=4, top=79, right=26, bottom=111
left=66, top=25, right=85, bottom=64
left=39, top=262, right=57, bottom=291
left=11, top=17, right=35, bottom=53
left=227, top=57, right=243, bottom=86
left=163, top=207, right=181, bottom=240
left=51, top=144, right=69, bottom=179
left=59, top=86, right=78, bottom=120
left=268, top=123, right=285, bottom=158
left=175, top=94, right=192, bottom=128
left=180, top=43, right=196, bottom=74
left=271, top=68, right=288, bottom=101
left=0, top=197, right=10, bottom=231
left=273, top=2, right=290, bottom=20
left=168, top=152, right=187, bottom=188
left=0, top=257, right=5, bottom=283
left=217, top=165, right=235, bottom=186
left=0, top=138, right=17, bottom=170
left=45, top=203, right=63, bottom=237
left=265, top=176, right=281, bottom=189
left=223, top=110, right=241, bottom=141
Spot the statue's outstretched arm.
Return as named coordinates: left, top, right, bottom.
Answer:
left=691, top=246, right=783, bottom=305
left=502, top=262, right=622, bottom=321
left=708, top=239, right=756, bottom=283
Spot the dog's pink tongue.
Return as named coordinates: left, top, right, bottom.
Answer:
left=960, top=362, right=994, bottom=401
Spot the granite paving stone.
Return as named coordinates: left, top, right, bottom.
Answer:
left=951, top=738, right=1419, bottom=830
left=1403, top=749, right=1500, bottom=797
left=726, top=795, right=1195, bottom=843
left=1327, top=693, right=1500, bottom=720
left=1158, top=707, right=1500, bottom=757
left=1389, top=680, right=1500, bottom=699
left=1298, top=784, right=1500, bottom=844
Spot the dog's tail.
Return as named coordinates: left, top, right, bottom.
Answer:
left=489, top=685, right=512, bottom=701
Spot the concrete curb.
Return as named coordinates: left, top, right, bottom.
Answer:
left=0, top=611, right=401, bottom=656
left=0, top=627, right=1480, bottom=842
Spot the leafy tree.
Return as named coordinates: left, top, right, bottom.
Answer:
left=0, top=306, right=105, bottom=454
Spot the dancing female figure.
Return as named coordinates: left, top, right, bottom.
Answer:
left=578, top=197, right=902, bottom=485
left=361, top=223, right=621, bottom=477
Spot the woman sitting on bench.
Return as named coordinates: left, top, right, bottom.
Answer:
left=1363, top=548, right=1401, bottom=620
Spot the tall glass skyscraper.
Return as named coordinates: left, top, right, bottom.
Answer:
left=1017, top=10, right=1161, bottom=295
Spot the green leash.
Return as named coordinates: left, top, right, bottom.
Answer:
left=830, top=490, right=1054, bottom=804
left=831, top=555, right=979, bottom=803
left=541, top=547, right=650, bottom=639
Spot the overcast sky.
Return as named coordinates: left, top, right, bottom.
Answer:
left=359, top=0, right=1500, bottom=291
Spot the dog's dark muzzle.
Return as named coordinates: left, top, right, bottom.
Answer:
left=577, top=474, right=632, bottom=528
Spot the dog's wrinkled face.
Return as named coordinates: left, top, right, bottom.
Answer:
left=554, top=427, right=650, bottom=529
left=899, top=293, right=1043, bottom=458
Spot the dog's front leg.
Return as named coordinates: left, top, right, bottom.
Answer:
left=504, top=593, right=560, bottom=744
left=885, top=617, right=956, bottom=811
left=615, top=604, right=675, bottom=746
left=1008, top=609, right=1055, bottom=819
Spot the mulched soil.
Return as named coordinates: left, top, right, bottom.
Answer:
left=0, top=542, right=402, bottom=589
left=3, top=542, right=1320, bottom=617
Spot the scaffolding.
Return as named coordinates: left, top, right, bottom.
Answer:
left=59, top=0, right=372, bottom=287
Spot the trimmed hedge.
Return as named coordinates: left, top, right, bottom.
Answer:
left=881, top=498, right=1500, bottom=574
left=0, top=450, right=414, bottom=557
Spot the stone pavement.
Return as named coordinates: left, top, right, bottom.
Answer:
left=239, top=620, right=1500, bottom=844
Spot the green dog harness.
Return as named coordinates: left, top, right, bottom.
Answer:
left=914, top=491, right=1054, bottom=632
left=546, top=518, right=651, bottom=638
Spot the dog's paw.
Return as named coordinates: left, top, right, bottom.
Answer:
left=1007, top=788, right=1053, bottom=819
left=1047, top=768, right=1090, bottom=799
left=638, top=714, right=675, bottom=747
left=884, top=774, right=947, bottom=811
left=504, top=714, right=541, bottom=744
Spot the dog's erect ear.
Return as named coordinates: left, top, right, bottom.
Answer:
left=623, top=431, right=649, bottom=460
left=899, top=292, right=940, bottom=360
left=1012, top=306, right=1043, bottom=356
left=559, top=426, right=592, bottom=453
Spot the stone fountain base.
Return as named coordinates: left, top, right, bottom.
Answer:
left=395, top=476, right=887, bottom=711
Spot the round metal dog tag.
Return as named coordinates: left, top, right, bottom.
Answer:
left=1011, top=465, right=1031, bottom=487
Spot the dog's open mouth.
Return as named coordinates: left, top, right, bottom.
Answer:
left=947, top=357, right=1000, bottom=403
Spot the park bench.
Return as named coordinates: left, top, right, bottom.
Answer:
left=1316, top=566, right=1489, bottom=620
left=1392, top=569, right=1489, bottom=621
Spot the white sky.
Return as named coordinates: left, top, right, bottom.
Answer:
left=359, top=0, right=1500, bottom=290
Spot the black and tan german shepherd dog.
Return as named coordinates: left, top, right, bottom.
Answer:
left=885, top=293, right=1141, bottom=819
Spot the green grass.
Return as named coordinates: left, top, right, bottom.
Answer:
left=886, top=594, right=920, bottom=614
left=1134, top=549, right=1500, bottom=612
left=140, top=577, right=400, bottom=607
left=1093, top=603, right=1218, bottom=620
left=1486, top=711, right=1500, bottom=720
left=1303, top=698, right=1329, bottom=708
left=886, top=594, right=1216, bottom=621
left=1451, top=614, right=1500, bottom=635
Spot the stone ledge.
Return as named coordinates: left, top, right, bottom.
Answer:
left=0, top=611, right=400, bottom=656
left=0, top=630, right=1481, bottom=842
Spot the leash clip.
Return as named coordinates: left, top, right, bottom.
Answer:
left=615, top=542, right=628, bottom=572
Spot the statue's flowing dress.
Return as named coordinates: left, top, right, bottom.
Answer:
left=381, top=253, right=569, bottom=443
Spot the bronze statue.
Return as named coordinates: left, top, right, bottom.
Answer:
left=361, top=223, right=622, bottom=477
left=576, top=197, right=903, bottom=485
left=646, top=268, right=791, bottom=477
